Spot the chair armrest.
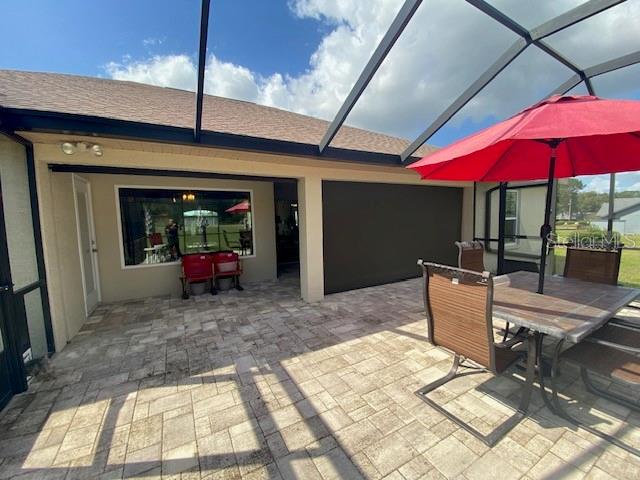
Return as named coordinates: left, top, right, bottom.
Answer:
left=494, top=329, right=528, bottom=349
left=609, top=317, right=640, bottom=331
left=584, top=336, right=640, bottom=355
left=494, top=337, right=524, bottom=350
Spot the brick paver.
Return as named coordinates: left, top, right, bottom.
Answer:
left=0, top=275, right=639, bottom=479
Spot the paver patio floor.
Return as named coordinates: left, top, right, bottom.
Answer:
left=1, top=275, right=639, bottom=479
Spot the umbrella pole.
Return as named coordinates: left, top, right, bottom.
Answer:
left=537, top=146, right=558, bottom=294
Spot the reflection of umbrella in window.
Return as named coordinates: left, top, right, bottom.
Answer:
left=226, top=200, right=250, bottom=213
left=226, top=200, right=251, bottom=230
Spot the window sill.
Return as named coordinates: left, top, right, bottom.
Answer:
left=122, top=254, right=256, bottom=270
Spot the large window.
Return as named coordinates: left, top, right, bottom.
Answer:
left=117, top=187, right=253, bottom=267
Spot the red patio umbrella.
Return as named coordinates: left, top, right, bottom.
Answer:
left=408, top=95, right=640, bottom=293
left=226, top=200, right=250, bottom=213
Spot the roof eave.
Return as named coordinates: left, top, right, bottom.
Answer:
left=1, top=107, right=421, bottom=167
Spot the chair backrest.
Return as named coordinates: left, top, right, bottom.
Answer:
left=182, top=253, right=213, bottom=279
left=563, top=246, right=622, bottom=285
left=148, top=232, right=163, bottom=246
left=455, top=241, right=485, bottom=272
left=222, top=230, right=237, bottom=247
left=212, top=251, right=240, bottom=273
left=418, top=261, right=496, bottom=371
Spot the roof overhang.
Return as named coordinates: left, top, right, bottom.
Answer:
left=1, top=107, right=421, bottom=167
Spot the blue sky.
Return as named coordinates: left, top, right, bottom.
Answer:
left=1, top=0, right=639, bottom=161
left=1, top=0, right=326, bottom=78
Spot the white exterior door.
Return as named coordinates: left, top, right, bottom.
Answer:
left=73, top=175, right=100, bottom=314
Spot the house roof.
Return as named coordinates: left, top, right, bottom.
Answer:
left=0, top=70, right=437, bottom=159
left=596, top=198, right=640, bottom=218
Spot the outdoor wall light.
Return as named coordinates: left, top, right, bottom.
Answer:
left=60, top=141, right=104, bottom=156
left=61, top=142, right=75, bottom=155
left=91, top=144, right=103, bottom=157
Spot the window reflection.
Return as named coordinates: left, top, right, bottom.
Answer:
left=118, top=187, right=253, bottom=266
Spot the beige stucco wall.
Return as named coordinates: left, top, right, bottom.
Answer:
left=81, top=173, right=276, bottom=302
left=26, top=133, right=473, bottom=351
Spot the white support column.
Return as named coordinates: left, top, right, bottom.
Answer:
left=297, top=175, right=324, bottom=302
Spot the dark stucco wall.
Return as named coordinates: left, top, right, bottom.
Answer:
left=322, top=181, right=462, bottom=294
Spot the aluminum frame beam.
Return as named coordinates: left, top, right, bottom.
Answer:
left=318, top=0, right=423, bottom=153
left=194, top=0, right=211, bottom=142
left=401, top=0, right=625, bottom=163
left=549, top=49, right=640, bottom=96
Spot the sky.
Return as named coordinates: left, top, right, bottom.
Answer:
left=2, top=0, right=640, bottom=190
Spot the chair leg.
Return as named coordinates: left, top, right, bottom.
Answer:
left=502, top=321, right=511, bottom=343
left=416, top=336, right=536, bottom=448
left=580, top=367, right=640, bottom=412
left=540, top=340, right=640, bottom=457
left=181, top=278, right=189, bottom=300
left=235, top=275, right=244, bottom=291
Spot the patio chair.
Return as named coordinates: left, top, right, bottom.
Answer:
left=455, top=240, right=485, bottom=272
left=456, top=240, right=522, bottom=342
left=544, top=323, right=640, bottom=455
left=212, top=251, right=243, bottom=293
left=180, top=253, right=215, bottom=299
left=239, top=230, right=252, bottom=255
left=148, top=232, right=163, bottom=246
left=562, top=245, right=640, bottom=329
left=563, top=245, right=622, bottom=286
left=415, top=261, right=535, bottom=446
left=223, top=230, right=241, bottom=253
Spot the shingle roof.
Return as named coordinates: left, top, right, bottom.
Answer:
left=596, top=198, right=640, bottom=218
left=0, top=70, right=436, bottom=158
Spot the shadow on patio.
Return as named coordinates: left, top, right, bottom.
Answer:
left=0, top=275, right=639, bottom=479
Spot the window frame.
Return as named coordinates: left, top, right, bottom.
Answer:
left=114, top=184, right=256, bottom=270
left=504, top=189, right=519, bottom=247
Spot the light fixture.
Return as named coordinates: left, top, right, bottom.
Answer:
left=61, top=142, right=75, bottom=155
left=59, top=141, right=104, bottom=157
left=182, top=192, right=196, bottom=201
left=91, top=144, right=103, bottom=157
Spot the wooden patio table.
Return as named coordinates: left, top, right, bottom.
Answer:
left=492, top=271, right=640, bottom=453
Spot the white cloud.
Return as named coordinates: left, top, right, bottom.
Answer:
left=105, top=0, right=640, bottom=142
left=142, top=37, right=165, bottom=47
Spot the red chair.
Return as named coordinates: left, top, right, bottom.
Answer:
left=180, top=253, right=214, bottom=299
left=212, top=251, right=243, bottom=292
left=148, top=232, right=163, bottom=246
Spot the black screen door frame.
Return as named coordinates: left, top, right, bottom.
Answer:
left=0, top=175, right=28, bottom=408
left=0, top=131, right=54, bottom=409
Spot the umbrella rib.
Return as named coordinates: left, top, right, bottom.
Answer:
left=416, top=155, right=462, bottom=179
